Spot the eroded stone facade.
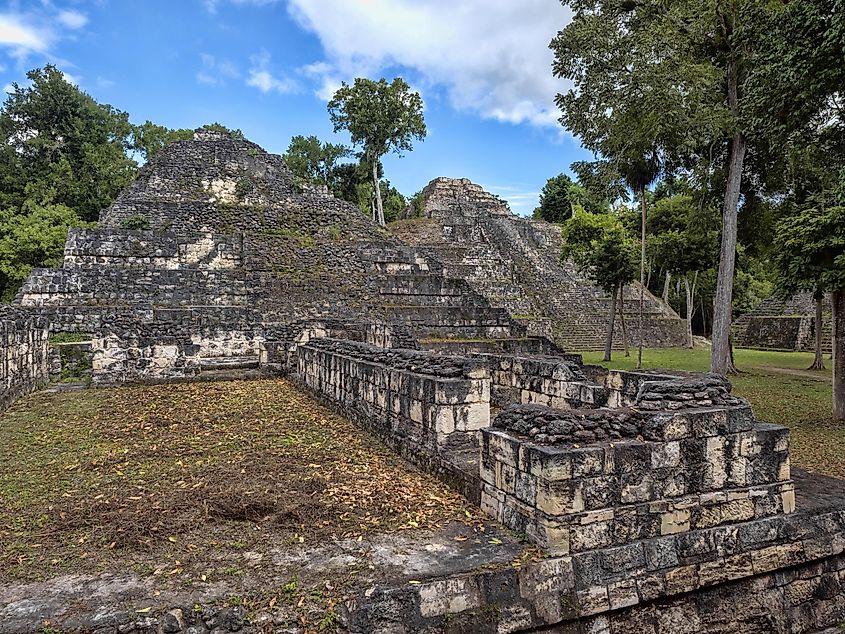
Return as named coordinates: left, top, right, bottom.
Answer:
left=0, top=306, right=49, bottom=412
left=393, top=177, right=688, bottom=352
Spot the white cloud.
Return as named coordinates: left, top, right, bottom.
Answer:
left=60, top=70, right=80, bottom=86
left=0, top=7, right=89, bottom=64
left=485, top=185, right=540, bottom=216
left=245, top=50, right=298, bottom=94
left=0, top=14, right=51, bottom=55
left=57, top=10, right=88, bottom=30
left=286, top=0, right=571, bottom=128
left=197, top=53, right=240, bottom=86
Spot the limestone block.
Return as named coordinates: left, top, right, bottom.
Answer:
left=607, top=579, right=639, bottom=610
left=781, top=485, right=796, bottom=514
left=660, top=508, right=691, bottom=535
left=484, top=430, right=521, bottom=468
left=454, top=401, right=490, bottom=432
left=664, top=564, right=698, bottom=594
left=576, top=585, right=610, bottom=616
left=570, top=519, right=612, bottom=552
left=495, top=461, right=518, bottom=495
left=523, top=445, right=572, bottom=481
left=418, top=577, right=483, bottom=618
left=570, top=447, right=605, bottom=478
left=651, top=442, right=681, bottom=469
left=536, top=480, right=584, bottom=516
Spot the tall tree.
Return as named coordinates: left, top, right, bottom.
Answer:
left=773, top=206, right=845, bottom=420
left=0, top=65, right=138, bottom=222
left=327, top=78, right=426, bottom=226
left=550, top=0, right=815, bottom=375
left=534, top=173, right=607, bottom=222
left=649, top=194, right=718, bottom=348
left=562, top=209, right=638, bottom=361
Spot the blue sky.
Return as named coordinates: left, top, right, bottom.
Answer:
left=0, top=0, right=591, bottom=215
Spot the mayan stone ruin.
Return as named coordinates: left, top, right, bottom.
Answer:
left=734, top=292, right=832, bottom=353
left=393, top=177, right=687, bottom=352
left=3, top=130, right=845, bottom=633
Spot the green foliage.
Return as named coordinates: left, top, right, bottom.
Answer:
left=535, top=173, right=610, bottom=222
left=407, top=190, right=426, bottom=219
left=380, top=180, right=406, bottom=223
left=120, top=214, right=150, bottom=230
left=198, top=122, right=245, bottom=139
left=648, top=195, right=717, bottom=276
left=131, top=121, right=193, bottom=161
left=328, top=77, right=426, bottom=161
left=283, top=135, right=350, bottom=189
left=328, top=77, right=425, bottom=225
left=0, top=66, right=138, bottom=222
left=235, top=178, right=253, bottom=199
left=774, top=206, right=845, bottom=295
left=0, top=204, right=90, bottom=302
left=561, top=209, right=637, bottom=294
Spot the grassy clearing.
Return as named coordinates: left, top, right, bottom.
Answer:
left=0, top=379, right=479, bottom=583
left=579, top=347, right=842, bottom=478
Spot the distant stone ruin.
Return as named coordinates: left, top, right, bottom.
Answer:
left=393, top=177, right=687, bottom=352
left=3, top=131, right=844, bottom=632
left=734, top=291, right=831, bottom=352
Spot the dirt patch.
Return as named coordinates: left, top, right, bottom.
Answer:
left=0, top=379, right=481, bottom=583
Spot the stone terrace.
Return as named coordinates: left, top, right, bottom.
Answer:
left=392, top=177, right=688, bottom=352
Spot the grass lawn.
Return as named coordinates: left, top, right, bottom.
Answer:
left=579, top=347, right=842, bottom=478
left=0, top=379, right=478, bottom=585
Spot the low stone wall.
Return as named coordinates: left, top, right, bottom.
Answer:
left=741, top=315, right=812, bottom=351
left=1, top=307, right=49, bottom=411
left=297, top=338, right=490, bottom=454
left=479, top=353, right=605, bottom=409
left=345, top=503, right=845, bottom=633
left=481, top=398, right=793, bottom=555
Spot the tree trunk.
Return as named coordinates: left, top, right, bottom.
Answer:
left=809, top=292, right=826, bottom=370
left=684, top=275, right=694, bottom=349
left=603, top=282, right=619, bottom=362
left=637, top=189, right=647, bottom=369
left=619, top=284, right=630, bottom=357
left=372, top=159, right=385, bottom=226
left=710, top=132, right=746, bottom=375
left=833, top=290, right=845, bottom=421
left=662, top=271, right=671, bottom=305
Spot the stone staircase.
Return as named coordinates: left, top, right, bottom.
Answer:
left=198, top=355, right=261, bottom=381
left=364, top=245, right=554, bottom=355
left=390, top=199, right=687, bottom=352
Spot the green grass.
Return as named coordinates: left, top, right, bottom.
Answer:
left=578, top=347, right=842, bottom=478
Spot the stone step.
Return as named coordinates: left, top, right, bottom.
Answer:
left=199, top=355, right=260, bottom=371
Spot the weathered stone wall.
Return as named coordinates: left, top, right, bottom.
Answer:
left=0, top=307, right=49, bottom=411
left=297, top=338, right=491, bottom=453
left=734, top=292, right=832, bottom=353
left=345, top=503, right=845, bottom=633
left=63, top=228, right=242, bottom=269
left=742, top=316, right=811, bottom=350
left=406, top=176, right=512, bottom=218
left=391, top=179, right=688, bottom=351
left=477, top=352, right=603, bottom=409
left=479, top=374, right=794, bottom=557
